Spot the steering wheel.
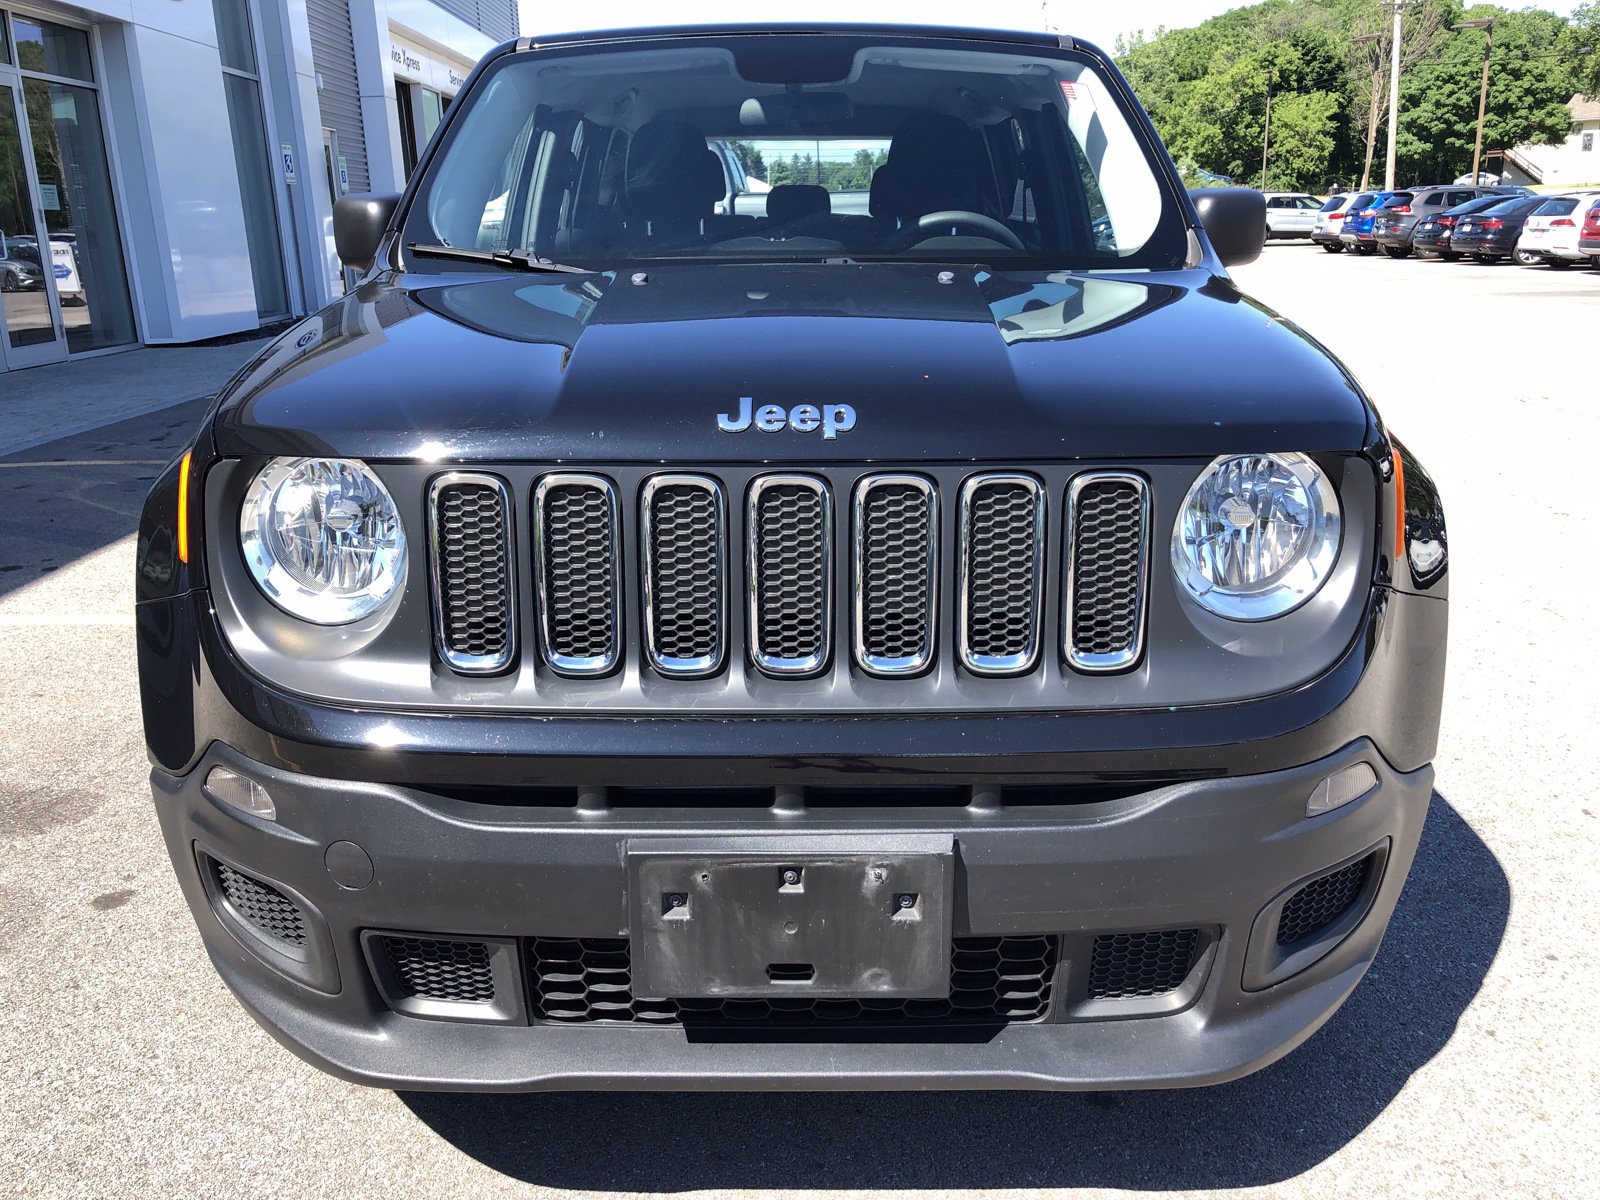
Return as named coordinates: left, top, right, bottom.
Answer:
left=912, top=210, right=1026, bottom=251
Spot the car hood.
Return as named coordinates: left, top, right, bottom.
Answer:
left=213, top=264, right=1375, bottom=462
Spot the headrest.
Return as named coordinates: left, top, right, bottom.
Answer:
left=871, top=113, right=988, bottom=222
left=766, top=184, right=830, bottom=225
left=625, top=120, right=722, bottom=220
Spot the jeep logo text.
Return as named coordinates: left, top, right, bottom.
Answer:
left=716, top=397, right=856, bottom=440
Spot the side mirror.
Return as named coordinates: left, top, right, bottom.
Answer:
left=334, top=193, right=401, bottom=272
left=1188, top=188, right=1267, bottom=267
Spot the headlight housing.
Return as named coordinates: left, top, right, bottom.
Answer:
left=240, top=457, right=407, bottom=624
left=1172, top=452, right=1340, bottom=621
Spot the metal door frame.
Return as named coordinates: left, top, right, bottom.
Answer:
left=0, top=65, right=69, bottom=369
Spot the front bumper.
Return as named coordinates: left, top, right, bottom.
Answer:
left=153, top=736, right=1432, bottom=1092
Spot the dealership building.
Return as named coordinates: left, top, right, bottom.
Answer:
left=0, top=0, right=514, bottom=376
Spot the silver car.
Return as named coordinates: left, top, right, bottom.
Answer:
left=1263, top=192, right=1322, bottom=239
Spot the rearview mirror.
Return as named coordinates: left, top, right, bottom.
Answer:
left=739, top=92, right=854, bottom=127
left=1188, top=188, right=1267, bottom=267
left=334, top=193, right=400, bottom=272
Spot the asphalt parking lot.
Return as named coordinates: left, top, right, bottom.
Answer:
left=1, top=245, right=1596, bottom=1199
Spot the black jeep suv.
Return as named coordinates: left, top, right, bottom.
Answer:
left=136, top=24, right=1448, bottom=1092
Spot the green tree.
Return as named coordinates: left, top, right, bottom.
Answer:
left=725, top=140, right=767, bottom=183
left=1573, top=2, right=1600, bottom=97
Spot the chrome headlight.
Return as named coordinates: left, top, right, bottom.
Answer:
left=1172, top=453, right=1340, bottom=621
left=240, top=457, right=407, bottom=624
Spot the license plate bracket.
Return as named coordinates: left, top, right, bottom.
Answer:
left=628, top=835, right=954, bottom=1000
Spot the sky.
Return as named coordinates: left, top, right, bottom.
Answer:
left=510, top=1, right=1264, bottom=55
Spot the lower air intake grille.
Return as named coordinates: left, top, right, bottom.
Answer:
left=959, top=474, right=1044, bottom=674
left=1066, top=474, right=1149, bottom=671
left=430, top=476, right=514, bottom=673
left=1278, top=856, right=1373, bottom=945
left=380, top=936, right=497, bottom=1003
left=528, top=935, right=1059, bottom=1026
left=535, top=475, right=621, bottom=675
left=748, top=476, right=831, bottom=676
left=1087, top=928, right=1201, bottom=999
left=213, top=861, right=306, bottom=947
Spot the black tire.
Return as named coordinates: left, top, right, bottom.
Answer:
left=0, top=270, right=15, bottom=293
left=1546, top=258, right=1571, bottom=270
left=1592, top=257, right=1600, bottom=269
left=1440, top=251, right=1462, bottom=262
left=1321, top=243, right=1343, bottom=254
left=1474, top=253, right=1498, bottom=264
left=1355, top=244, right=1378, bottom=256
left=1382, top=245, right=1410, bottom=259
left=1514, top=249, right=1541, bottom=266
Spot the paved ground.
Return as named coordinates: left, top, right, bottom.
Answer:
left=0, top=336, right=274, bottom=458
left=1, top=247, right=1596, bottom=1199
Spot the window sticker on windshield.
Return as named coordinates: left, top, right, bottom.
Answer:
left=1060, top=80, right=1093, bottom=108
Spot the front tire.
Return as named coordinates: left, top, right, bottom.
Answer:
left=1440, top=251, right=1462, bottom=262
left=1321, top=243, right=1343, bottom=254
left=0, top=269, right=16, bottom=293
left=1355, top=244, right=1378, bottom=256
left=1383, top=245, right=1410, bottom=259
left=1474, top=253, right=1498, bottom=264
left=1546, top=257, right=1571, bottom=270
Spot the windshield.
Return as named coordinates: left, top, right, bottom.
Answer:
left=402, top=34, right=1189, bottom=270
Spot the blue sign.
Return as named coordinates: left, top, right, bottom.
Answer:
left=53, top=264, right=70, bottom=279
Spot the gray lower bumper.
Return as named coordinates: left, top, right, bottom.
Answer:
left=152, top=739, right=1433, bottom=1091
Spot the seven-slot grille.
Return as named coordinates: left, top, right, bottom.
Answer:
left=427, top=469, right=1150, bottom=681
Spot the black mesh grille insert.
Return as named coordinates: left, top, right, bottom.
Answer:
left=750, top=479, right=829, bottom=672
left=381, top=936, right=497, bottom=1003
left=644, top=480, right=724, bottom=671
left=1067, top=477, right=1147, bottom=666
left=1278, top=856, right=1373, bottom=946
left=432, top=479, right=513, bottom=668
left=1087, top=929, right=1201, bottom=999
left=858, top=479, right=935, bottom=670
left=537, top=478, right=619, bottom=671
left=528, top=935, right=1058, bottom=1026
left=961, top=477, right=1042, bottom=670
left=213, top=861, right=306, bottom=947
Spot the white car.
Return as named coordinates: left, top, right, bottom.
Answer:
left=1517, top=191, right=1600, bottom=267
left=1263, top=192, right=1322, bottom=239
left=1311, top=192, right=1373, bottom=253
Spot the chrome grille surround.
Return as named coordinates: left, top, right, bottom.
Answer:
left=853, top=474, right=938, bottom=676
left=532, top=473, right=622, bottom=677
left=640, top=474, right=727, bottom=678
left=747, top=474, right=833, bottom=678
left=957, top=473, right=1046, bottom=676
left=1063, top=472, right=1151, bottom=673
left=426, top=473, right=517, bottom=675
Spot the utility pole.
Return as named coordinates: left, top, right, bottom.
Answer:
left=1384, top=0, right=1406, bottom=190
left=1451, top=17, right=1496, bottom=184
left=1261, top=86, right=1272, bottom=189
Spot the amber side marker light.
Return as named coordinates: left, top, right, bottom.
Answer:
left=178, top=450, right=192, bottom=564
left=1388, top=448, right=1401, bottom=566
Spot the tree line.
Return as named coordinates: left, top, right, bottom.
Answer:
left=1116, top=0, right=1597, bottom=192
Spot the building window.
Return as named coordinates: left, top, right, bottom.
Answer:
left=397, top=82, right=450, bottom=177
left=212, top=0, right=290, bottom=320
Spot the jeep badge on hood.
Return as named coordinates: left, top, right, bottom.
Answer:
left=717, top=397, right=857, bottom=440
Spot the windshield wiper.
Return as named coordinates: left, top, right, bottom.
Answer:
left=407, top=243, right=591, bottom=274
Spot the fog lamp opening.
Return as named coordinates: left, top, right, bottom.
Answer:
left=203, top=767, right=276, bottom=820
left=1306, top=762, right=1378, bottom=817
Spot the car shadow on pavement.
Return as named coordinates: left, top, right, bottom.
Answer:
left=0, top=398, right=210, bottom=604
left=400, top=791, right=1507, bottom=1191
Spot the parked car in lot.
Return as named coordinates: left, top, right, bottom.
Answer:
left=1372, top=186, right=1494, bottom=258
left=1313, top=192, right=1371, bottom=253
left=1339, top=192, right=1398, bottom=255
left=1579, top=197, right=1600, bottom=265
left=1450, top=194, right=1552, bottom=263
left=1411, top=195, right=1507, bottom=261
left=1516, top=192, right=1600, bottom=268
left=1264, top=192, right=1322, bottom=238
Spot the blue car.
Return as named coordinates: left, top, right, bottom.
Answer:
left=1338, top=191, right=1398, bottom=255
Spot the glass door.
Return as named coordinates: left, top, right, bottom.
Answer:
left=0, top=78, right=67, bottom=368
